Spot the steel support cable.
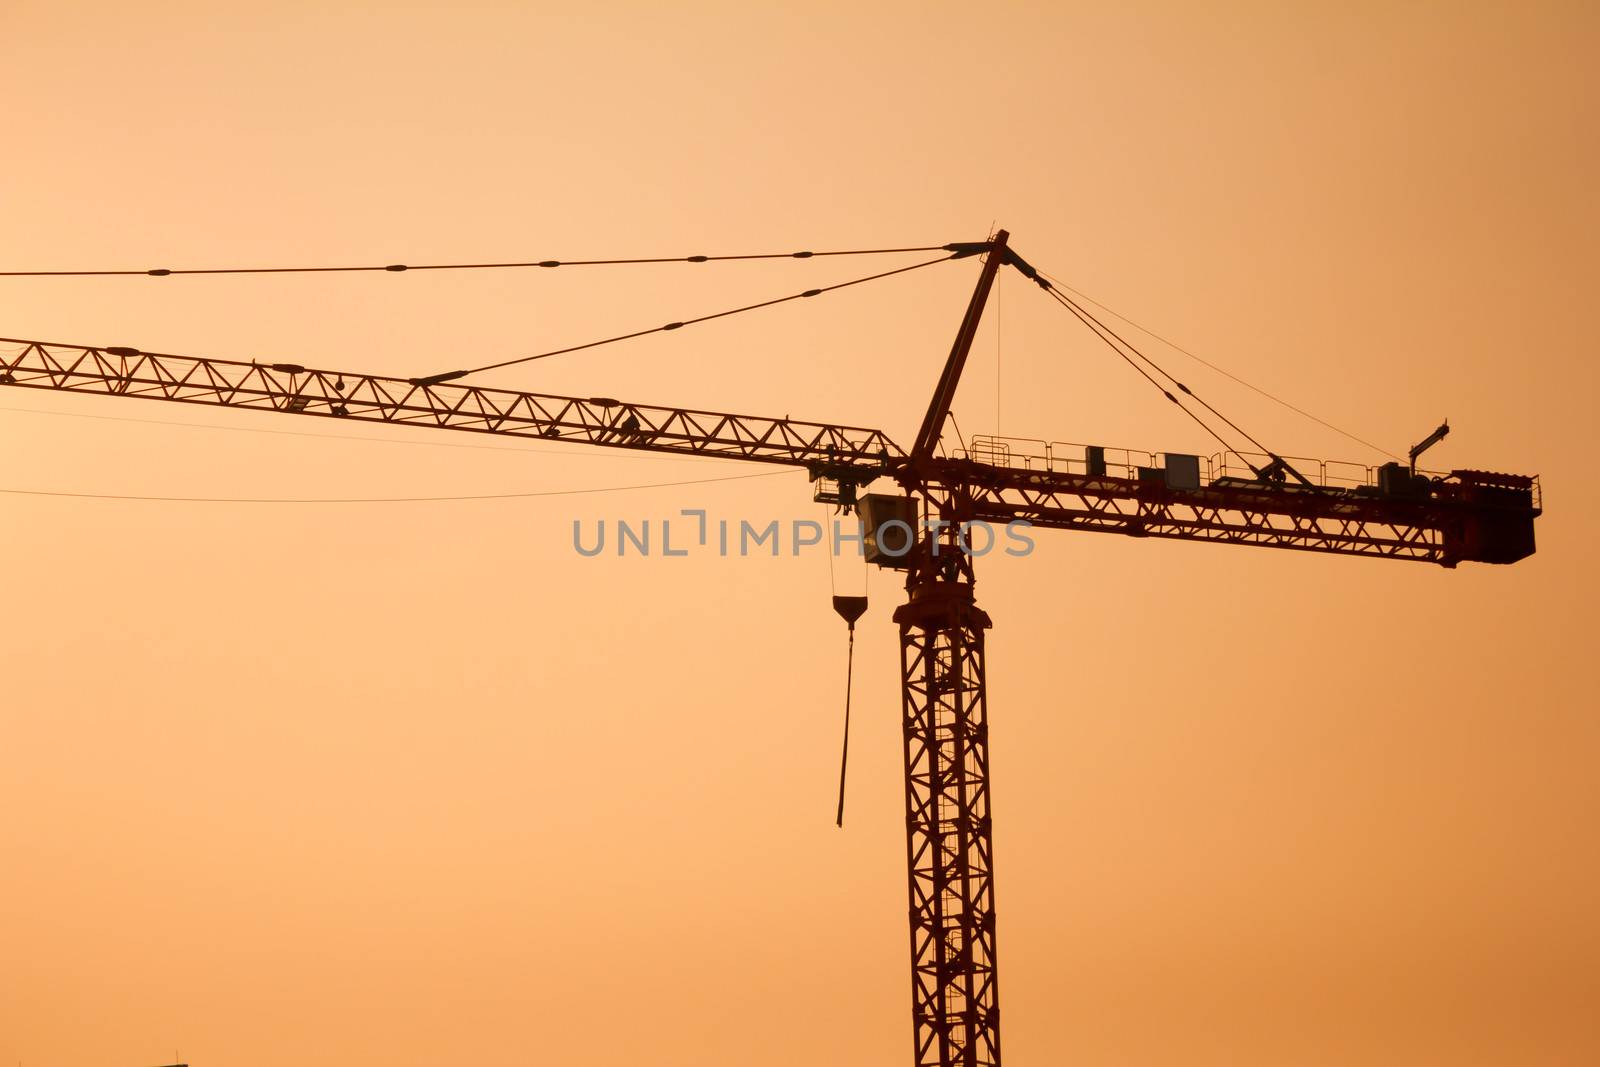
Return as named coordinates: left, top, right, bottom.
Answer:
left=0, top=244, right=961, bottom=278
left=1038, top=277, right=1314, bottom=484
left=429, top=253, right=958, bottom=382
left=1042, top=284, right=1249, bottom=462
left=1038, top=269, right=1400, bottom=461
left=1050, top=287, right=1283, bottom=466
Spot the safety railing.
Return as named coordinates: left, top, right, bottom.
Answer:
left=961, top=435, right=1531, bottom=499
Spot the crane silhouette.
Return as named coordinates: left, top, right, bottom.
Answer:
left=0, top=231, right=1541, bottom=1066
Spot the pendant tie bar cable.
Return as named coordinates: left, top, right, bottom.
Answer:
left=0, top=243, right=975, bottom=278
left=416, top=253, right=959, bottom=384
left=1056, top=286, right=1318, bottom=487
left=1038, top=269, right=1401, bottom=461
left=1019, top=255, right=1317, bottom=486
left=1041, top=283, right=1250, bottom=463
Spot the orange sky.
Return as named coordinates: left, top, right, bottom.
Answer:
left=2, top=3, right=1596, bottom=1065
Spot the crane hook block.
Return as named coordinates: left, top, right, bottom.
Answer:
left=832, top=595, right=868, bottom=631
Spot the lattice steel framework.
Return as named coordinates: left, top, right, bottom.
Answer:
left=0, top=339, right=1538, bottom=569
left=916, top=458, right=1539, bottom=567
left=0, top=337, right=900, bottom=475
left=925, top=460, right=1445, bottom=560
left=894, top=544, right=1000, bottom=1067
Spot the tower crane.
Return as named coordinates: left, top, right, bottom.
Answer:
left=0, top=232, right=1541, bottom=1067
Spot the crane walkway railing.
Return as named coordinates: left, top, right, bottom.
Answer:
left=959, top=434, right=1539, bottom=509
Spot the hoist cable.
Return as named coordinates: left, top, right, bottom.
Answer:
left=836, top=625, right=856, bottom=829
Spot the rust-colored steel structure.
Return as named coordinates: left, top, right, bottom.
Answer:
left=894, top=541, right=1001, bottom=1066
left=0, top=336, right=901, bottom=470
left=0, top=232, right=1541, bottom=1067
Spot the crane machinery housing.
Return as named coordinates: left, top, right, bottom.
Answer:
left=0, top=231, right=1541, bottom=1067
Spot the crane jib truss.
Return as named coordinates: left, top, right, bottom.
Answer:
left=0, top=234, right=1542, bottom=1067
left=1, top=335, right=1539, bottom=571
left=0, top=337, right=903, bottom=473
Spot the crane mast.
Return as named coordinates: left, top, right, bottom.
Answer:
left=0, top=234, right=1541, bottom=1067
left=888, top=231, right=1011, bottom=1065
left=892, top=536, right=1001, bottom=1065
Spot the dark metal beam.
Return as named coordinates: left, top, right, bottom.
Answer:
left=0, top=338, right=903, bottom=475
left=1, top=337, right=1538, bottom=566
left=909, top=232, right=1008, bottom=466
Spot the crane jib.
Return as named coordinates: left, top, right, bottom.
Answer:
left=0, top=338, right=901, bottom=474
left=0, top=338, right=1539, bottom=568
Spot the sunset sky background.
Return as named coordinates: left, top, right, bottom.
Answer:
left=2, top=2, right=1596, bottom=1065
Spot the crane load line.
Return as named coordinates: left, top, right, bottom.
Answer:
left=0, top=243, right=966, bottom=278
